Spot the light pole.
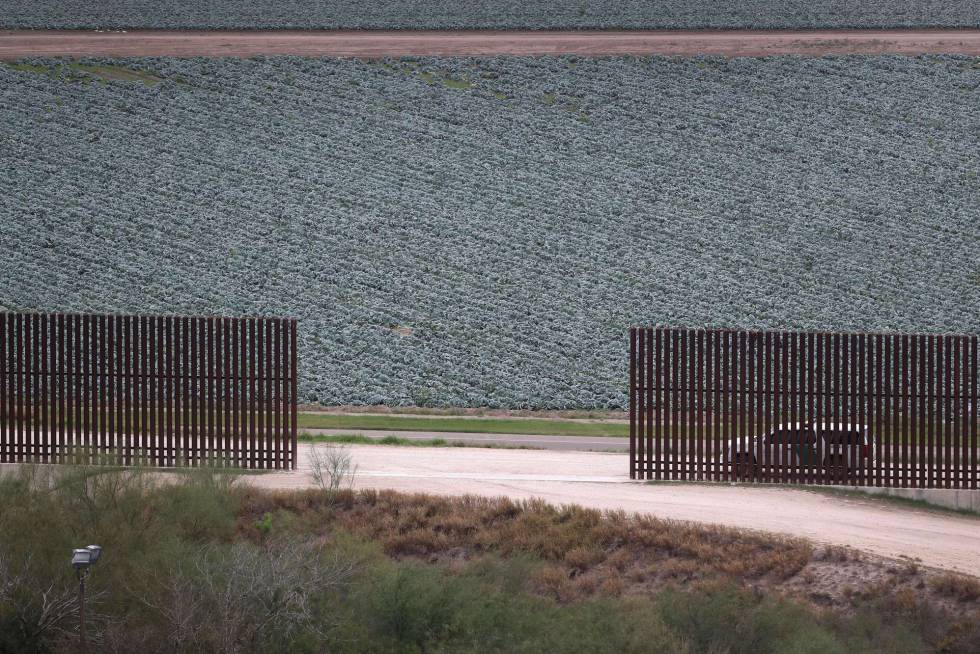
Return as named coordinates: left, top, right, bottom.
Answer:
left=71, top=545, right=102, bottom=653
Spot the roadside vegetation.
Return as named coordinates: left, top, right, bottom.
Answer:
left=1, top=462, right=977, bottom=653
left=298, top=413, right=628, bottom=437
left=300, top=432, right=534, bottom=449
left=303, top=405, right=627, bottom=420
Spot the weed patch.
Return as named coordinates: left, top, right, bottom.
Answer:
left=0, top=466, right=977, bottom=652
left=5, top=60, right=164, bottom=86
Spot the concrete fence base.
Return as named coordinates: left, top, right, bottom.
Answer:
left=851, top=486, right=980, bottom=513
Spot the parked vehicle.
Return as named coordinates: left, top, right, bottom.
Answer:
left=723, top=422, right=875, bottom=479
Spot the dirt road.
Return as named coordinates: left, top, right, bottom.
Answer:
left=247, top=444, right=980, bottom=575
left=2, top=29, right=980, bottom=60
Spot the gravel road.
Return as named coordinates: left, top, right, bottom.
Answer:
left=2, top=29, right=980, bottom=59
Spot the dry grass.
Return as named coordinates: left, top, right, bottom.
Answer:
left=239, top=488, right=813, bottom=599
left=814, top=544, right=858, bottom=563
left=233, top=487, right=980, bottom=647
left=236, top=488, right=980, bottom=619
left=931, top=574, right=980, bottom=602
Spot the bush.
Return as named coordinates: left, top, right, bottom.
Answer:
left=658, top=586, right=848, bottom=654
left=0, top=465, right=345, bottom=654
left=0, top=467, right=971, bottom=653
left=339, top=561, right=687, bottom=654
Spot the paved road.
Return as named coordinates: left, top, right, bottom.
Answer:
left=250, top=444, right=980, bottom=576
left=303, top=428, right=629, bottom=451
left=2, top=29, right=980, bottom=60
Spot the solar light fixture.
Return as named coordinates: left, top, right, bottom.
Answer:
left=71, top=549, right=91, bottom=570
left=71, top=545, right=101, bottom=653
left=71, top=545, right=101, bottom=571
left=86, top=544, right=102, bottom=564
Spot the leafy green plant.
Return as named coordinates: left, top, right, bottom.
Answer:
left=255, top=512, right=274, bottom=537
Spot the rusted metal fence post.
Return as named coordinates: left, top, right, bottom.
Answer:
left=0, top=311, right=297, bottom=470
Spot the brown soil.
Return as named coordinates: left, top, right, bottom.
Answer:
left=2, top=29, right=980, bottom=60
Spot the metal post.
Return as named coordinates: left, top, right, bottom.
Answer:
left=77, top=569, right=87, bottom=653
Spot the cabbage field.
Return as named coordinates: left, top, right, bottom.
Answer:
left=1, top=55, right=978, bottom=408
left=3, top=1, right=980, bottom=30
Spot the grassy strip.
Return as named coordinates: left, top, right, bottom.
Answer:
left=303, top=405, right=627, bottom=420
left=298, top=432, right=534, bottom=449
left=298, top=413, right=629, bottom=437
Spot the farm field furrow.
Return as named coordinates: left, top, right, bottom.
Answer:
left=1, top=55, right=978, bottom=408
left=2, top=1, right=980, bottom=30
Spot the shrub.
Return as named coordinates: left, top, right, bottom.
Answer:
left=930, top=574, right=980, bottom=603
left=0, top=469, right=971, bottom=653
